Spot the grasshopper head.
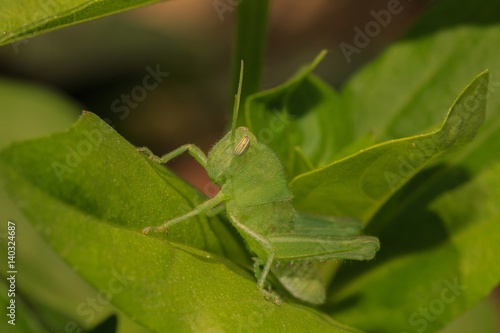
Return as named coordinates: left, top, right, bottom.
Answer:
left=207, top=61, right=257, bottom=185
left=206, top=127, right=258, bottom=185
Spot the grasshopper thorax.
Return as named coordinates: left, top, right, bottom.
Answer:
left=206, top=127, right=258, bottom=185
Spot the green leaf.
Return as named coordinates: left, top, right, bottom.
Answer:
left=246, top=50, right=354, bottom=179
left=343, top=3, right=500, bottom=143
left=0, top=112, right=364, bottom=333
left=327, top=161, right=500, bottom=332
left=0, top=78, right=109, bottom=332
left=332, top=132, right=374, bottom=162
left=0, top=0, right=166, bottom=47
left=290, top=70, right=489, bottom=222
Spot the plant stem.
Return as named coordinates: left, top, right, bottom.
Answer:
left=231, top=0, right=270, bottom=125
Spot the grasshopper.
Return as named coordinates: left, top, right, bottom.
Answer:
left=139, top=62, right=380, bottom=304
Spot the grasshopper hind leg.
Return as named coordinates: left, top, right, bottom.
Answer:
left=253, top=255, right=282, bottom=305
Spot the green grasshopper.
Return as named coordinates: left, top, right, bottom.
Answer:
left=139, top=62, right=380, bottom=304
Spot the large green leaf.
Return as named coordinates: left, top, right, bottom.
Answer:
left=343, top=3, right=500, bottom=143
left=0, top=78, right=152, bottom=333
left=0, top=0, right=166, bottom=47
left=1, top=112, right=246, bottom=261
left=0, top=78, right=99, bottom=331
left=290, top=70, right=489, bottom=222
left=0, top=112, right=364, bottom=332
left=327, top=161, right=500, bottom=332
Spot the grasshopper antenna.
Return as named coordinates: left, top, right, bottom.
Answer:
left=231, top=60, right=244, bottom=140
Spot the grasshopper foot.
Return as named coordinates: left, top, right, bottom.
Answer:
left=142, top=226, right=168, bottom=235
left=136, top=147, right=151, bottom=156
left=258, top=287, right=283, bottom=305
left=137, top=147, right=162, bottom=163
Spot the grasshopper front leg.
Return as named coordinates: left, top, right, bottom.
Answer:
left=142, top=186, right=229, bottom=235
left=137, top=144, right=208, bottom=168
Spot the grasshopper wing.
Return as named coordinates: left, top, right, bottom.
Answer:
left=293, top=211, right=365, bottom=237
left=269, top=233, right=378, bottom=304
left=268, top=213, right=379, bottom=304
left=269, top=233, right=379, bottom=261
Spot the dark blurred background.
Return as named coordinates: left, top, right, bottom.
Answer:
left=0, top=0, right=430, bottom=190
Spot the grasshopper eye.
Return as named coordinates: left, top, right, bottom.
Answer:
left=233, top=135, right=250, bottom=156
